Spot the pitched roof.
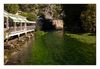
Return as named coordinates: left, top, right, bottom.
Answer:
left=4, top=11, right=36, bottom=23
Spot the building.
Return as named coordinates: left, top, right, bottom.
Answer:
left=4, top=11, right=36, bottom=39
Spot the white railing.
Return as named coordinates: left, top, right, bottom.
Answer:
left=4, top=24, right=36, bottom=39
left=8, top=25, right=35, bottom=33
left=27, top=26, right=35, bottom=31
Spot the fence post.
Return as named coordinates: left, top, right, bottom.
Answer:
left=6, top=17, right=9, bottom=29
left=20, top=23, right=22, bottom=31
left=14, top=22, right=16, bottom=32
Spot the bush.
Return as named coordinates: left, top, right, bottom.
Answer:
left=27, top=13, right=37, bottom=21
left=4, top=4, right=19, bottom=14
left=21, top=12, right=37, bottom=21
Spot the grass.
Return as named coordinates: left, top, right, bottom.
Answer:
left=63, top=33, right=96, bottom=65
left=26, top=31, right=96, bottom=65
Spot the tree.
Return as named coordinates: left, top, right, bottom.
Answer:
left=51, top=4, right=62, bottom=19
left=4, top=4, right=19, bottom=14
left=80, top=4, right=96, bottom=33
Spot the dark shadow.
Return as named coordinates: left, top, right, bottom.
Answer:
left=42, top=19, right=56, bottom=32
left=62, top=4, right=87, bottom=33
left=36, top=15, right=56, bottom=32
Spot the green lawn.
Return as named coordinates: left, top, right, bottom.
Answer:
left=26, top=31, right=96, bottom=65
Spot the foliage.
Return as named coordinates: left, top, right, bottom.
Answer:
left=4, top=4, right=19, bottom=14
left=20, top=12, right=28, bottom=17
left=27, top=13, right=37, bottom=21
left=51, top=5, right=62, bottom=19
left=4, top=4, right=62, bottom=20
left=80, top=4, right=96, bottom=33
left=19, top=4, right=31, bottom=12
left=62, top=4, right=96, bottom=33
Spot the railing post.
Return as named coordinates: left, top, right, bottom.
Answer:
left=24, top=23, right=27, bottom=31
left=14, top=22, right=16, bottom=32
left=6, top=17, right=9, bottom=29
left=20, top=23, right=22, bottom=31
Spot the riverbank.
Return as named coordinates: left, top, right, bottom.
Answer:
left=4, top=32, right=34, bottom=65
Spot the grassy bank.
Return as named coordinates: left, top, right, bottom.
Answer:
left=26, top=31, right=96, bottom=65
